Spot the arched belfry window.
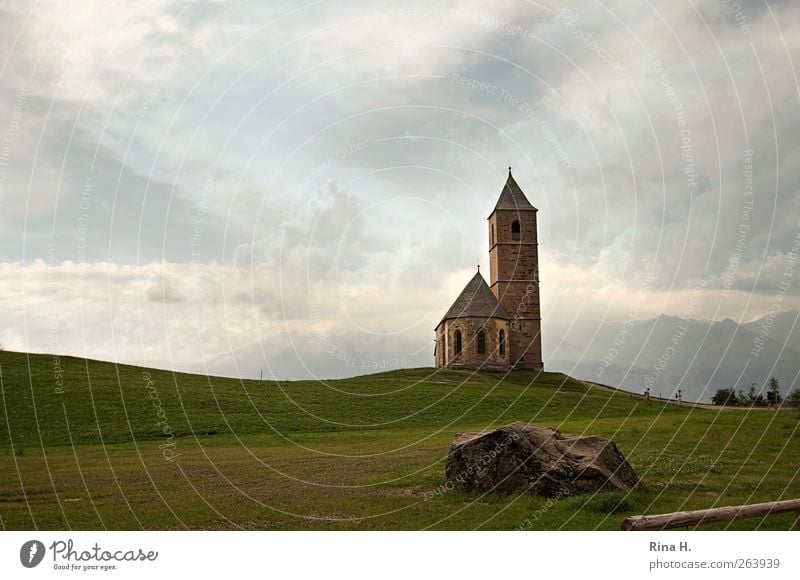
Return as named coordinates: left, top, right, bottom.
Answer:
left=490, top=224, right=495, bottom=245
left=477, top=330, right=486, bottom=355
left=454, top=329, right=462, bottom=357
left=499, top=329, right=505, bottom=355
left=511, top=220, right=521, bottom=241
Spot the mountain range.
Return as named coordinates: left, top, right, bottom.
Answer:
left=544, top=309, right=800, bottom=402
left=189, top=310, right=800, bottom=404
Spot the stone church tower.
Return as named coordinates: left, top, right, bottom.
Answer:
left=435, top=169, right=543, bottom=371
left=488, top=168, right=543, bottom=370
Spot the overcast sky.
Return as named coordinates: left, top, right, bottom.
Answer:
left=1, top=0, right=798, bottom=378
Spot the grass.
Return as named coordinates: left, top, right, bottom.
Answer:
left=0, top=350, right=798, bottom=530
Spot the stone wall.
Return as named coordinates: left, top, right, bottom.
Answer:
left=436, top=317, right=510, bottom=370
left=489, top=208, right=543, bottom=370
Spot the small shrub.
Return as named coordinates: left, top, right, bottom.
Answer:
left=786, top=388, right=800, bottom=411
left=711, top=387, right=739, bottom=406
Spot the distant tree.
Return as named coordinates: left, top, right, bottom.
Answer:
left=768, top=377, right=781, bottom=405
left=738, top=383, right=766, bottom=407
left=739, top=383, right=756, bottom=406
left=712, top=387, right=739, bottom=406
left=786, top=389, right=800, bottom=411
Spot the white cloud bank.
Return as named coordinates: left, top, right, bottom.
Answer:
left=1, top=0, right=799, bottom=378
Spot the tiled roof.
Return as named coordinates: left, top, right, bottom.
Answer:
left=436, top=271, right=509, bottom=328
left=491, top=169, right=537, bottom=213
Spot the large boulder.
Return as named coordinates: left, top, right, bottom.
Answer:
left=445, top=422, right=639, bottom=497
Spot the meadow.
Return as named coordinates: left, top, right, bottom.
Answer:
left=1, top=350, right=798, bottom=530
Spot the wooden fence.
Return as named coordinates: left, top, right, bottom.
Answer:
left=621, top=498, right=800, bottom=531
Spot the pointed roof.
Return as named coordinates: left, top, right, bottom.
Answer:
left=436, top=271, right=509, bottom=328
left=490, top=168, right=537, bottom=215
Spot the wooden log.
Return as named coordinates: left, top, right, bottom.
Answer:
left=622, top=498, right=800, bottom=531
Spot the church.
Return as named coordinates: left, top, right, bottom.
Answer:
left=435, top=169, right=543, bottom=371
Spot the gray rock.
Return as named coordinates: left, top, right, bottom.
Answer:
left=445, top=422, right=639, bottom=497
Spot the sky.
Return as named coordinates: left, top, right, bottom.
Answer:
left=1, top=0, right=799, bottom=379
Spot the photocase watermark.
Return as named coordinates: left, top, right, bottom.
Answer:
left=136, top=1, right=250, bottom=119
left=450, top=73, right=573, bottom=171
left=721, top=149, right=755, bottom=295
left=722, top=0, right=752, bottom=37
left=20, top=537, right=158, bottom=571
left=51, top=355, right=66, bottom=396
left=642, top=278, right=707, bottom=392
left=45, top=244, right=67, bottom=395
left=189, top=172, right=212, bottom=267
left=450, top=72, right=502, bottom=95
left=398, top=8, right=534, bottom=40
left=43, top=173, right=94, bottom=388
left=595, top=272, right=656, bottom=381
left=650, top=59, right=697, bottom=194
left=19, top=540, right=46, bottom=568
left=48, top=538, right=157, bottom=572
left=306, top=301, right=407, bottom=372
left=359, top=357, right=407, bottom=372
left=267, top=140, right=371, bottom=242
left=404, top=7, right=628, bottom=78
left=424, top=431, right=521, bottom=500
left=509, top=278, right=540, bottom=332
left=44, top=173, right=93, bottom=394
left=0, top=85, right=30, bottom=212
left=185, top=171, right=213, bottom=310
left=76, top=174, right=94, bottom=264
left=514, top=487, right=571, bottom=530
left=142, top=372, right=179, bottom=462
left=556, top=9, right=629, bottom=77
left=269, top=138, right=394, bottom=376
left=750, top=225, right=800, bottom=358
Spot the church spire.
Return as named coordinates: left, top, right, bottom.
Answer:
left=490, top=167, right=537, bottom=215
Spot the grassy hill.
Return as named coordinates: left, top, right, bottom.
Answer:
left=1, top=350, right=798, bottom=530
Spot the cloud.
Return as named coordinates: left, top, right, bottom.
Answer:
left=1, top=0, right=800, bottom=377
left=145, top=270, right=186, bottom=303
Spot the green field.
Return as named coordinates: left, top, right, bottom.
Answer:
left=1, top=350, right=798, bottom=530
